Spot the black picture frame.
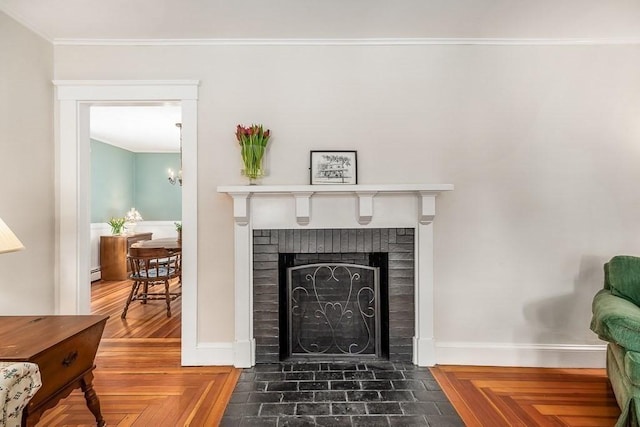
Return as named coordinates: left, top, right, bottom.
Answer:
left=309, top=150, right=358, bottom=185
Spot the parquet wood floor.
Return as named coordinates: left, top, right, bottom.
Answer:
left=37, top=279, right=240, bottom=426
left=431, top=365, right=620, bottom=427
left=91, top=279, right=181, bottom=338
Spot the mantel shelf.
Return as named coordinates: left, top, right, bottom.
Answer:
left=217, top=184, right=453, bottom=225
left=217, top=184, right=453, bottom=195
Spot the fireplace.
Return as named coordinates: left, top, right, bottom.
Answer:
left=217, top=184, right=453, bottom=367
left=253, top=228, right=415, bottom=363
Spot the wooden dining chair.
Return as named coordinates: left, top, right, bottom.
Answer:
left=121, top=247, right=182, bottom=318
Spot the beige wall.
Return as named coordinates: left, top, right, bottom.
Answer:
left=51, top=41, right=640, bottom=356
left=0, top=11, right=54, bottom=313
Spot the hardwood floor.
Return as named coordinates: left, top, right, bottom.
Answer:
left=90, top=279, right=181, bottom=338
left=431, top=365, right=620, bottom=427
left=37, top=279, right=620, bottom=426
left=37, top=279, right=240, bottom=426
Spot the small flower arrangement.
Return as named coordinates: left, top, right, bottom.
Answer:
left=236, top=124, right=271, bottom=181
left=108, top=217, right=126, bottom=235
left=175, top=222, right=182, bottom=243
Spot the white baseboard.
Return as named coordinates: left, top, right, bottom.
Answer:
left=179, top=340, right=607, bottom=368
left=180, top=339, right=255, bottom=367
left=181, top=341, right=235, bottom=366
left=435, top=342, right=607, bottom=368
left=233, top=339, right=255, bottom=368
left=413, top=337, right=436, bottom=366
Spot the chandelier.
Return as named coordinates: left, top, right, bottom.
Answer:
left=168, top=122, right=182, bottom=186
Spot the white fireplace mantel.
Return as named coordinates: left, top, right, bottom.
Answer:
left=217, top=183, right=453, bottom=367
left=217, top=184, right=453, bottom=226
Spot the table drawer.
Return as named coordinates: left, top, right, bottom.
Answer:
left=28, top=325, right=102, bottom=408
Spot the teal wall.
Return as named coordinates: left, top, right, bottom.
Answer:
left=91, top=139, right=181, bottom=222
left=134, top=153, right=182, bottom=221
left=91, top=140, right=135, bottom=222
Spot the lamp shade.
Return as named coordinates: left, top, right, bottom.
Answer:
left=0, top=217, right=24, bottom=254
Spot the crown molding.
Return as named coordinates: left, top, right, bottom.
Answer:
left=53, top=37, right=640, bottom=47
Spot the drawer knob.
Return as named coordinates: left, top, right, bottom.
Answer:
left=62, top=350, right=78, bottom=367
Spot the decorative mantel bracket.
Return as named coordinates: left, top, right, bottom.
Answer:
left=419, top=191, right=439, bottom=225
left=356, top=191, right=377, bottom=225
left=227, top=192, right=251, bottom=226
left=293, top=192, right=314, bottom=225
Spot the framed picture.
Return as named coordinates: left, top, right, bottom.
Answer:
left=310, top=150, right=358, bottom=185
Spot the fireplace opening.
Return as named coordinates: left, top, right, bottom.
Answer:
left=278, top=253, right=389, bottom=361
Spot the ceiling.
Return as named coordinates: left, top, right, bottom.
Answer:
left=90, top=105, right=182, bottom=153
left=1, top=0, right=640, bottom=42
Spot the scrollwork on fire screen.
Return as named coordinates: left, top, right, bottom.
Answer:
left=289, top=263, right=379, bottom=356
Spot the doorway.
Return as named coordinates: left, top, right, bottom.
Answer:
left=90, top=104, right=183, bottom=336
left=54, top=80, right=200, bottom=364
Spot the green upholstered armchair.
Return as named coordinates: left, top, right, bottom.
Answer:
left=591, top=255, right=640, bottom=427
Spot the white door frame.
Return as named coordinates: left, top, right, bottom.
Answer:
left=54, top=80, right=199, bottom=364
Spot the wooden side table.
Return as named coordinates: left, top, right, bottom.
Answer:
left=100, top=232, right=152, bottom=280
left=0, top=315, right=109, bottom=427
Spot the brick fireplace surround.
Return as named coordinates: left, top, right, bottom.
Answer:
left=253, top=228, right=415, bottom=363
left=218, top=184, right=453, bottom=368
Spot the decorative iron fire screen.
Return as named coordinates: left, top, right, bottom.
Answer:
left=287, top=263, right=380, bottom=357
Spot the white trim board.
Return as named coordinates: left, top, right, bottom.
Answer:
left=181, top=342, right=235, bottom=366
left=435, top=342, right=607, bottom=368
left=54, top=79, right=201, bottom=366
left=53, top=37, right=640, bottom=46
left=182, top=340, right=607, bottom=368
